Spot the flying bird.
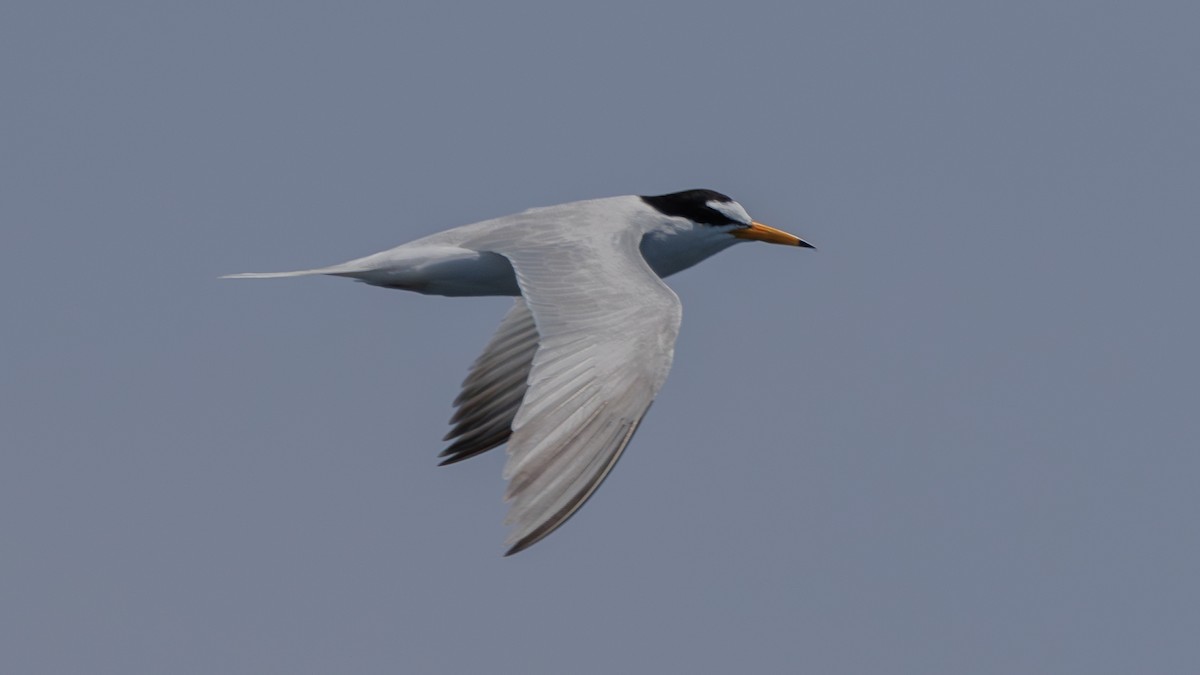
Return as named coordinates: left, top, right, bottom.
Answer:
left=224, top=189, right=813, bottom=554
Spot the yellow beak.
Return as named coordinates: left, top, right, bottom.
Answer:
left=731, top=222, right=815, bottom=248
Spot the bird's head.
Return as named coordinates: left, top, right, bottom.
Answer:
left=640, top=189, right=815, bottom=249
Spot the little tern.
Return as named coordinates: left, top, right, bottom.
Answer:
left=225, top=189, right=813, bottom=554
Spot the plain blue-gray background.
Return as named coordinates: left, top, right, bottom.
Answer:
left=3, top=1, right=1197, bottom=673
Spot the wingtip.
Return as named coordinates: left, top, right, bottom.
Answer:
left=502, top=524, right=558, bottom=556
left=503, top=541, right=529, bottom=557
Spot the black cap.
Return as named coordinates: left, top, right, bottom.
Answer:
left=640, top=189, right=741, bottom=226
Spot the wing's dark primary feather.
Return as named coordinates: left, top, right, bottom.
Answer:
left=439, top=298, right=538, bottom=465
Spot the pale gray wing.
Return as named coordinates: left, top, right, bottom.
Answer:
left=477, top=223, right=683, bottom=555
left=440, top=298, right=537, bottom=465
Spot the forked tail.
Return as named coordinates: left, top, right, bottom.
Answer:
left=220, top=263, right=367, bottom=280
left=221, top=270, right=325, bottom=279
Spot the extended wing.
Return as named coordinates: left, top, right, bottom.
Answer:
left=470, top=216, right=683, bottom=554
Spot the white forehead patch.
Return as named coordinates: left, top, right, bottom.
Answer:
left=707, top=199, right=752, bottom=225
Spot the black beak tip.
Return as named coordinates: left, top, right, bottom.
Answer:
left=797, top=240, right=816, bottom=250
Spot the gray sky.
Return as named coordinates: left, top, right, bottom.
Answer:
left=3, top=1, right=1198, bottom=673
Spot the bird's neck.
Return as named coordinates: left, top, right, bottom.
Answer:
left=639, top=227, right=739, bottom=279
